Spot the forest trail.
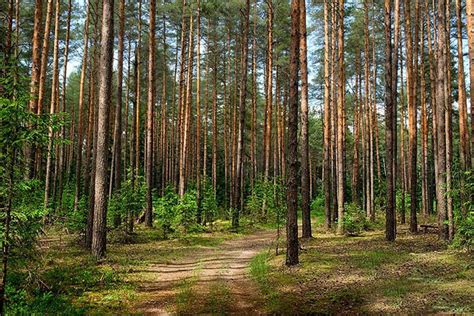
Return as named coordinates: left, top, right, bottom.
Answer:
left=137, top=228, right=278, bottom=315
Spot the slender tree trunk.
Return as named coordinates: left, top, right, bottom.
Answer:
left=27, top=0, right=43, bottom=177
left=323, top=0, right=332, bottom=229
left=34, top=0, right=54, bottom=176
left=445, top=1, right=454, bottom=241
left=212, top=21, right=218, bottom=195
left=251, top=0, right=258, bottom=189
left=405, top=0, right=419, bottom=233
left=456, top=0, right=471, bottom=217
left=426, top=0, right=436, bottom=216
left=73, top=1, right=90, bottom=211
left=56, top=0, right=72, bottom=210
left=420, top=7, right=429, bottom=221
left=286, top=0, right=300, bottom=266
left=385, top=0, right=396, bottom=241
left=436, top=0, right=448, bottom=241
left=144, top=0, right=156, bottom=227
left=44, top=0, right=61, bottom=209
left=299, top=0, right=311, bottom=238
left=352, top=49, right=361, bottom=207
left=364, top=0, right=372, bottom=220
left=232, top=0, right=250, bottom=229
left=91, top=0, right=114, bottom=259
left=336, top=0, right=345, bottom=235
left=467, top=0, right=474, bottom=168
left=135, top=0, right=142, bottom=179
left=29, top=0, right=43, bottom=117
left=264, top=0, right=273, bottom=184
left=195, top=0, right=202, bottom=222
left=175, top=0, right=187, bottom=188
left=110, top=0, right=125, bottom=199
left=179, top=8, right=194, bottom=197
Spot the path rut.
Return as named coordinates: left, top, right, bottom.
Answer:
left=137, top=229, right=277, bottom=315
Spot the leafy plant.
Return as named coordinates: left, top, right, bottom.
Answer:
left=343, top=203, right=369, bottom=236
left=108, top=178, right=146, bottom=229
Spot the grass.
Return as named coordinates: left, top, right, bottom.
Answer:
left=252, top=222, right=474, bottom=314
left=7, top=223, right=254, bottom=315
left=7, top=217, right=474, bottom=315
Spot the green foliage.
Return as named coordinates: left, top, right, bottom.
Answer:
left=174, top=190, right=199, bottom=233
left=246, top=178, right=285, bottom=224
left=343, top=203, right=369, bottom=236
left=453, top=171, right=474, bottom=251
left=154, top=187, right=200, bottom=237
left=201, top=178, right=218, bottom=224
left=108, top=178, right=146, bottom=227
left=154, top=186, right=180, bottom=237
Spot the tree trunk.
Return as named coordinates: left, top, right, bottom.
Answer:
left=135, top=0, right=142, bottom=180
left=323, top=0, right=332, bottom=229
left=91, top=0, right=114, bottom=259
left=44, top=0, right=61, bottom=209
left=212, top=21, right=218, bottom=195
left=286, top=0, right=300, bottom=266
left=436, top=0, right=448, bottom=241
left=110, top=0, right=125, bottom=198
left=34, top=0, right=54, bottom=176
left=264, top=0, right=273, bottom=184
left=467, top=0, right=474, bottom=168
left=27, top=0, right=43, bottom=177
left=299, top=0, right=311, bottom=238
left=144, top=0, right=156, bottom=227
left=73, top=1, right=90, bottom=211
left=251, top=0, right=258, bottom=189
left=336, top=0, right=345, bottom=235
left=179, top=8, right=194, bottom=197
left=232, top=0, right=250, bottom=229
left=385, top=0, right=396, bottom=241
left=196, top=0, right=202, bottom=222
left=456, top=0, right=471, bottom=217
left=420, top=7, right=429, bottom=221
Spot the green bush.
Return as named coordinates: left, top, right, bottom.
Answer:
left=343, top=203, right=369, bottom=236
left=108, top=178, right=146, bottom=228
left=201, top=178, right=218, bottom=224
left=246, top=178, right=285, bottom=224
left=453, top=171, right=474, bottom=251
left=154, top=187, right=200, bottom=237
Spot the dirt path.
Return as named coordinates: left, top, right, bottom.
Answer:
left=137, top=229, right=277, bottom=315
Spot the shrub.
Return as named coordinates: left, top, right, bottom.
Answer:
left=108, top=178, right=146, bottom=229
left=343, top=203, right=369, bottom=236
left=201, top=179, right=218, bottom=224
left=453, top=171, right=474, bottom=251
left=246, top=178, right=285, bottom=224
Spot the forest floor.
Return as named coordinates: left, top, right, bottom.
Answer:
left=29, top=217, right=473, bottom=315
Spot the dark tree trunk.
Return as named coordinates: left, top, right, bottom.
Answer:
left=286, top=0, right=300, bottom=266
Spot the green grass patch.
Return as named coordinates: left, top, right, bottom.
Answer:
left=206, top=281, right=232, bottom=314
left=350, top=250, right=407, bottom=270
left=175, top=275, right=199, bottom=314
